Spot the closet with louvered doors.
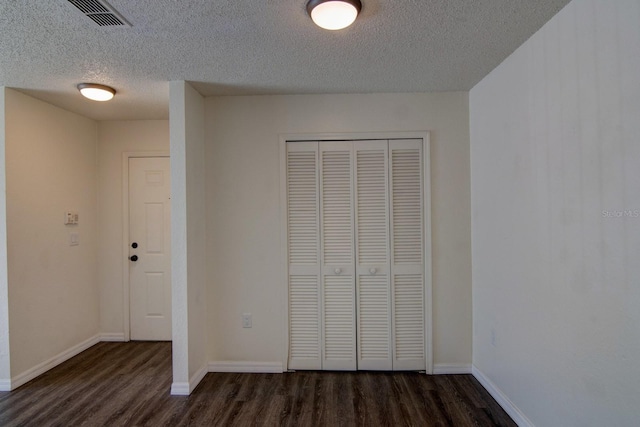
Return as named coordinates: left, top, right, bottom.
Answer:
left=286, top=139, right=426, bottom=372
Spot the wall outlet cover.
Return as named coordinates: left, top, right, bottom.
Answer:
left=242, top=313, right=252, bottom=328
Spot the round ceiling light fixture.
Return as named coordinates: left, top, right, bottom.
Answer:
left=307, top=0, right=362, bottom=31
left=77, top=83, right=116, bottom=101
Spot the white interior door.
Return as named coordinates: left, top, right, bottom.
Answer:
left=129, top=157, right=172, bottom=341
left=354, top=140, right=392, bottom=370
left=389, top=140, right=425, bottom=370
left=287, top=142, right=322, bottom=370
left=319, top=142, right=356, bottom=370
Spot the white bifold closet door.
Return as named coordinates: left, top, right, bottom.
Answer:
left=319, top=142, right=357, bottom=370
left=286, top=142, right=322, bottom=370
left=354, top=140, right=392, bottom=370
left=287, top=139, right=425, bottom=371
left=388, top=139, right=425, bottom=370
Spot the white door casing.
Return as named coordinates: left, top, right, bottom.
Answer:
left=129, top=157, right=172, bottom=341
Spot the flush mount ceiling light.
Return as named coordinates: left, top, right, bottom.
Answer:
left=307, top=0, right=362, bottom=31
left=77, top=83, right=116, bottom=101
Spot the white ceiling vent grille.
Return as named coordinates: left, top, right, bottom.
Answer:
left=67, top=0, right=131, bottom=27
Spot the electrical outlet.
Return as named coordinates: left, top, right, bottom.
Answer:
left=242, top=313, right=252, bottom=328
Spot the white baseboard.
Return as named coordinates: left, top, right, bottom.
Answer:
left=0, top=379, right=11, bottom=392
left=172, top=361, right=284, bottom=395
left=433, top=363, right=472, bottom=374
left=472, top=365, right=534, bottom=427
left=170, top=382, right=190, bottom=395
left=171, top=363, right=208, bottom=396
left=99, top=332, right=126, bottom=342
left=10, top=334, right=101, bottom=390
left=190, top=363, right=208, bottom=392
left=208, top=361, right=284, bottom=373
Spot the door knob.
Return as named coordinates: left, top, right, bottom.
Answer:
left=334, top=268, right=342, bottom=275
left=131, top=242, right=138, bottom=248
left=369, top=268, right=377, bottom=274
left=130, top=255, right=138, bottom=262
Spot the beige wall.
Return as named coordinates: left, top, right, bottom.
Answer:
left=205, top=92, right=472, bottom=368
left=5, top=89, right=99, bottom=377
left=470, top=0, right=640, bottom=425
left=97, top=120, right=169, bottom=336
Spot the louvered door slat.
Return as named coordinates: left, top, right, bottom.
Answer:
left=288, top=148, right=319, bottom=266
left=394, top=274, right=424, bottom=359
left=321, top=150, right=353, bottom=265
left=358, top=275, right=391, bottom=366
left=390, top=139, right=425, bottom=371
left=289, top=276, right=320, bottom=359
left=354, top=141, right=392, bottom=370
left=323, top=275, right=355, bottom=364
left=391, top=146, right=423, bottom=264
left=319, top=142, right=356, bottom=370
left=287, top=142, right=321, bottom=370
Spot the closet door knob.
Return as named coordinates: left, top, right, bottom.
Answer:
left=130, top=255, right=138, bottom=262
left=369, top=268, right=377, bottom=274
left=334, top=268, right=342, bottom=275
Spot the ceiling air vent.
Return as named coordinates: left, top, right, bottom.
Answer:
left=67, top=0, right=131, bottom=27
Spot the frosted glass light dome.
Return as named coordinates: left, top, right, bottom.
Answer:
left=307, top=0, right=362, bottom=31
left=77, top=83, right=116, bottom=101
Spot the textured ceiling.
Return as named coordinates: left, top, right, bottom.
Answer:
left=0, top=0, right=571, bottom=120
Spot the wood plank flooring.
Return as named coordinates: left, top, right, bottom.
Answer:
left=0, top=342, right=515, bottom=426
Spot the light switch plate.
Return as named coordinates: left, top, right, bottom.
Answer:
left=242, top=313, right=252, bottom=328
left=69, top=232, right=79, bottom=246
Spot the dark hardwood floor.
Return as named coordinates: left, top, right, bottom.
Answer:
left=0, top=342, right=515, bottom=426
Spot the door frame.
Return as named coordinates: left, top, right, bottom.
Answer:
left=278, top=131, right=432, bottom=373
left=122, top=151, right=170, bottom=341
